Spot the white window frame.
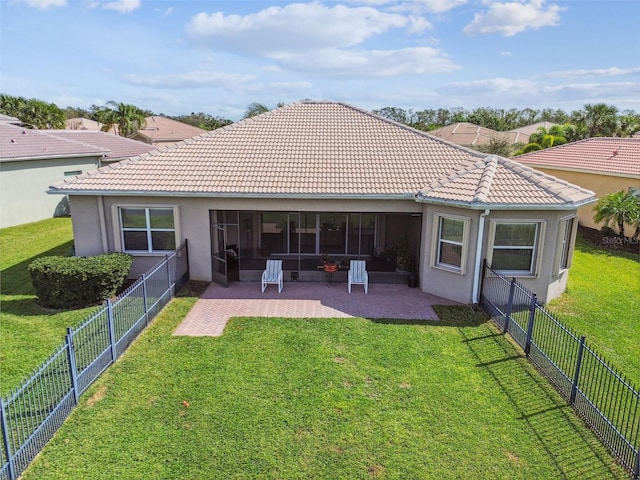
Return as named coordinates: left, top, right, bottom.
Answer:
left=487, top=220, right=545, bottom=277
left=113, top=205, right=180, bottom=254
left=430, top=214, right=470, bottom=275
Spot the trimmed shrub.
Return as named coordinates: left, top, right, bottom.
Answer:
left=29, top=253, right=133, bottom=309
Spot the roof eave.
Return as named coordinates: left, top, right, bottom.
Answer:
left=47, top=189, right=417, bottom=201
left=1, top=152, right=105, bottom=162
left=414, top=194, right=597, bottom=210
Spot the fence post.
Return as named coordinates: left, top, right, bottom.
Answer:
left=65, top=328, right=79, bottom=405
left=141, top=274, right=149, bottom=326
left=524, top=293, right=537, bottom=355
left=634, top=447, right=639, bottom=479
left=503, top=278, right=516, bottom=334
left=0, top=398, right=16, bottom=480
left=107, top=299, right=117, bottom=362
left=570, top=336, right=586, bottom=405
left=166, top=254, right=172, bottom=292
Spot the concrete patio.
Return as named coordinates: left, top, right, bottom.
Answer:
left=174, top=281, right=460, bottom=337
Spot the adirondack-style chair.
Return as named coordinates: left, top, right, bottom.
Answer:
left=261, top=259, right=283, bottom=293
left=348, top=260, right=368, bottom=294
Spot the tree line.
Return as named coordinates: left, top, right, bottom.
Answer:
left=1, top=93, right=638, bottom=148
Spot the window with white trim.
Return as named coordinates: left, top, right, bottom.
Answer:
left=120, top=207, right=176, bottom=253
left=490, top=222, right=540, bottom=275
left=432, top=214, right=470, bottom=274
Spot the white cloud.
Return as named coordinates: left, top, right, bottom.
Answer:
left=186, top=3, right=425, bottom=54
left=102, top=0, right=140, bottom=14
left=499, top=51, right=513, bottom=56
left=546, top=66, right=640, bottom=79
left=23, top=0, right=66, bottom=8
left=463, top=0, right=565, bottom=37
left=436, top=77, right=640, bottom=109
left=345, top=0, right=467, bottom=14
left=274, top=47, right=458, bottom=77
left=122, top=71, right=256, bottom=89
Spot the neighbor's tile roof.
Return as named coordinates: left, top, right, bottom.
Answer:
left=40, top=130, right=157, bottom=161
left=0, top=124, right=106, bottom=161
left=51, top=101, right=595, bottom=207
left=429, top=122, right=525, bottom=146
left=131, top=116, right=207, bottom=143
left=515, top=137, right=640, bottom=177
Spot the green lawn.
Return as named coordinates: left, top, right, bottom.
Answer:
left=22, top=286, right=627, bottom=480
left=0, top=217, right=96, bottom=396
left=548, top=235, right=640, bottom=382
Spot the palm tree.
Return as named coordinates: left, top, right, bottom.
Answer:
left=242, top=102, right=269, bottom=119
left=592, top=190, right=640, bottom=237
left=94, top=101, right=146, bottom=137
left=573, top=103, right=619, bottom=138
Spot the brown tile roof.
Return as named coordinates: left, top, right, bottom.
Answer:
left=50, top=101, right=594, bottom=208
left=429, top=122, right=525, bottom=146
left=40, top=130, right=157, bottom=161
left=515, top=137, right=640, bottom=177
left=0, top=124, right=106, bottom=161
left=131, top=116, right=207, bottom=143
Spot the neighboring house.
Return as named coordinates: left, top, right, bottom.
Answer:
left=129, top=116, right=207, bottom=147
left=515, top=137, right=640, bottom=234
left=40, top=130, right=156, bottom=165
left=429, top=122, right=526, bottom=148
left=66, top=117, right=104, bottom=131
left=0, top=126, right=156, bottom=228
left=0, top=114, right=22, bottom=126
left=50, top=101, right=595, bottom=304
left=509, top=121, right=558, bottom=143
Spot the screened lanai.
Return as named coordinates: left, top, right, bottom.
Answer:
left=210, top=210, right=421, bottom=286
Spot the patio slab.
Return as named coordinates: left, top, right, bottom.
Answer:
left=174, top=281, right=460, bottom=337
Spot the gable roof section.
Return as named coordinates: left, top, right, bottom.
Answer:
left=50, top=101, right=594, bottom=208
left=40, top=130, right=157, bottom=161
left=131, top=116, right=207, bottom=143
left=515, top=137, right=640, bottom=178
left=0, top=124, right=106, bottom=162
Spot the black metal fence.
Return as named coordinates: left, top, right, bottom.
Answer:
left=0, top=242, right=189, bottom=480
left=481, top=261, right=639, bottom=478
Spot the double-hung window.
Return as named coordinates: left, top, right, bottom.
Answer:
left=490, top=221, right=542, bottom=275
left=120, top=207, right=176, bottom=253
left=432, top=214, right=470, bottom=274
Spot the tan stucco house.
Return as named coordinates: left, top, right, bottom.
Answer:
left=50, top=102, right=596, bottom=304
left=0, top=125, right=155, bottom=228
left=515, top=137, right=640, bottom=234
left=129, top=116, right=207, bottom=147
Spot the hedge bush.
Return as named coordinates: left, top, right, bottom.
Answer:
left=29, top=253, right=133, bottom=309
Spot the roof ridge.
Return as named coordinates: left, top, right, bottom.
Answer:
left=473, top=155, right=499, bottom=203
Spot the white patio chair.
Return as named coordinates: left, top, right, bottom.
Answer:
left=261, top=259, right=283, bottom=293
left=348, top=260, right=368, bottom=294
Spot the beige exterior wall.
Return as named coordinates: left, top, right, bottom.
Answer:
left=530, top=167, right=640, bottom=234
left=418, top=205, right=575, bottom=304
left=1, top=156, right=100, bottom=228
left=69, top=194, right=577, bottom=303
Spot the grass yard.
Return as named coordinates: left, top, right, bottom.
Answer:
left=22, top=284, right=627, bottom=480
left=0, top=217, right=97, bottom=395
left=548, top=234, right=640, bottom=382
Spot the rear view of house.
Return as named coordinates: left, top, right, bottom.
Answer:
left=50, top=101, right=595, bottom=304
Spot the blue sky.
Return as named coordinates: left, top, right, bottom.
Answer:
left=2, top=0, right=639, bottom=120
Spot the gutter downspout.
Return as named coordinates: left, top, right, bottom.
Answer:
left=472, top=208, right=491, bottom=304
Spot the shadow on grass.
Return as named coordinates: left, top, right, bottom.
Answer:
left=0, top=241, right=74, bottom=296
left=459, top=324, right=625, bottom=480
left=370, top=305, right=488, bottom=328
